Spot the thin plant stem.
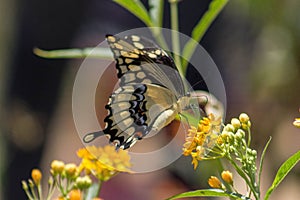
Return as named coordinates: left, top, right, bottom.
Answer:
left=96, top=181, right=103, bottom=197
left=37, top=184, right=43, bottom=200
left=46, top=179, right=56, bottom=200
left=247, top=126, right=251, bottom=147
left=23, top=186, right=35, bottom=200
left=29, top=183, right=38, bottom=200
left=169, top=0, right=184, bottom=77
left=150, top=28, right=169, bottom=50
left=227, top=156, right=259, bottom=200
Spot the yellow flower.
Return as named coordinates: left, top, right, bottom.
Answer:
left=77, top=145, right=131, bottom=181
left=31, top=169, right=42, bottom=185
left=183, top=113, right=222, bottom=169
left=293, top=118, right=300, bottom=128
left=221, top=170, right=233, bottom=184
left=208, top=176, right=222, bottom=189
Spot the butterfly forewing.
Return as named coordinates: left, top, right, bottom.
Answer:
left=106, top=34, right=186, bottom=97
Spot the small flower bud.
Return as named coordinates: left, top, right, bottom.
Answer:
left=51, top=160, right=65, bottom=175
left=76, top=175, right=92, bottom=189
left=246, top=148, right=252, bottom=154
left=231, top=118, right=241, bottom=129
left=217, top=136, right=224, bottom=145
left=227, top=132, right=235, bottom=142
left=241, top=120, right=251, bottom=130
left=224, top=124, right=235, bottom=132
left=65, top=163, right=78, bottom=178
left=21, top=180, right=28, bottom=190
left=221, top=170, right=233, bottom=184
left=229, top=146, right=235, bottom=153
left=235, top=129, right=245, bottom=139
left=208, top=176, right=222, bottom=189
left=239, top=113, right=249, bottom=123
left=28, top=179, right=34, bottom=187
left=31, top=169, right=42, bottom=185
left=251, top=149, right=257, bottom=156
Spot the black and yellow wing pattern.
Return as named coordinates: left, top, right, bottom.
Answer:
left=83, top=34, right=193, bottom=149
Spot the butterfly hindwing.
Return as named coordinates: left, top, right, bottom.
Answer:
left=104, top=83, right=179, bottom=149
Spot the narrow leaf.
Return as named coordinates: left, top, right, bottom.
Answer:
left=258, top=137, right=272, bottom=189
left=33, top=47, right=113, bottom=59
left=167, top=189, right=248, bottom=200
left=113, top=0, right=153, bottom=27
left=264, top=150, right=300, bottom=200
left=181, top=0, right=228, bottom=72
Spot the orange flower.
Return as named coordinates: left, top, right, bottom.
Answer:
left=69, top=189, right=81, bottom=200
left=221, top=170, right=233, bottom=184
left=208, top=176, right=222, bottom=189
left=31, top=169, right=42, bottom=185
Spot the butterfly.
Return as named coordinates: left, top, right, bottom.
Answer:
left=83, top=34, right=202, bottom=149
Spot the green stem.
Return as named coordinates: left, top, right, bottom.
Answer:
left=29, top=183, right=38, bottom=200
left=226, top=156, right=259, bottom=200
left=23, top=186, right=35, bottom=200
left=46, top=179, right=56, bottom=200
left=97, top=181, right=103, bottom=197
left=247, top=126, right=251, bottom=147
left=150, top=28, right=169, bottom=50
left=37, top=184, right=43, bottom=200
left=169, top=0, right=184, bottom=77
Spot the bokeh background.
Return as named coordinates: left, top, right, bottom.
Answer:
left=0, top=0, right=299, bottom=199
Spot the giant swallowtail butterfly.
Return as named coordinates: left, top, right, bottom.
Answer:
left=83, top=34, right=201, bottom=149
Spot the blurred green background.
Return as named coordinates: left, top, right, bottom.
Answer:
left=0, top=0, right=299, bottom=199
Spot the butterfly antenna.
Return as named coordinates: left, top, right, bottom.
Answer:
left=83, top=131, right=104, bottom=143
left=189, top=79, right=205, bottom=90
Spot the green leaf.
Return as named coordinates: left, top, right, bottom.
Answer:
left=33, top=47, right=113, bottom=59
left=264, top=150, right=300, bottom=200
left=258, top=137, right=272, bottom=189
left=149, top=0, right=164, bottom=27
left=167, top=189, right=249, bottom=200
left=113, top=0, right=154, bottom=27
left=181, top=0, right=229, bottom=73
